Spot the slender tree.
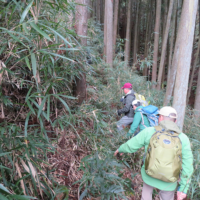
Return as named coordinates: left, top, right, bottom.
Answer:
left=194, top=65, right=200, bottom=116
left=75, top=0, right=89, bottom=105
left=103, top=0, right=107, bottom=61
left=172, top=0, right=198, bottom=129
left=164, top=0, right=177, bottom=106
left=165, top=0, right=177, bottom=95
left=104, top=0, right=113, bottom=67
left=157, top=0, right=174, bottom=90
left=187, top=38, right=200, bottom=104
left=113, top=0, right=119, bottom=49
left=96, top=0, right=101, bottom=22
left=100, top=0, right=104, bottom=24
left=133, top=1, right=140, bottom=64
left=151, top=0, right=161, bottom=88
left=143, top=0, right=152, bottom=76
left=124, top=0, right=132, bottom=66
left=193, top=0, right=200, bottom=114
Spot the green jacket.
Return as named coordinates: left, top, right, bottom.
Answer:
left=119, top=120, right=193, bottom=193
left=127, top=106, right=150, bottom=137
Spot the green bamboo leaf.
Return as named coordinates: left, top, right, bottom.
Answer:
left=39, top=23, right=72, bottom=47
left=37, top=96, right=47, bottom=118
left=47, top=96, right=50, bottom=122
left=22, top=23, right=29, bottom=34
left=30, top=99, right=48, bottom=121
left=59, top=95, right=77, bottom=99
left=31, top=53, right=37, bottom=78
left=0, top=165, right=11, bottom=170
left=25, top=87, right=33, bottom=102
left=0, top=193, right=9, bottom=200
left=25, top=57, right=31, bottom=70
left=30, top=22, right=52, bottom=41
left=0, top=46, right=6, bottom=56
left=39, top=50, right=75, bottom=62
left=27, top=100, right=36, bottom=115
left=10, top=195, right=37, bottom=200
left=0, top=152, right=11, bottom=157
left=79, top=189, right=87, bottom=200
left=0, top=184, right=10, bottom=194
left=55, top=96, right=71, bottom=115
left=20, top=0, right=34, bottom=24
left=24, top=111, right=31, bottom=137
left=8, top=32, right=26, bottom=46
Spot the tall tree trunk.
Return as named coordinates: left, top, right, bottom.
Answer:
left=164, top=0, right=177, bottom=105
left=194, top=0, right=200, bottom=116
left=187, top=38, right=200, bottom=104
left=151, top=0, right=161, bottom=88
left=96, top=0, right=101, bottom=22
left=0, top=61, right=5, bottom=118
left=124, top=0, right=132, bottom=66
left=172, top=0, right=198, bottom=130
left=156, top=0, right=174, bottom=90
left=137, top=2, right=142, bottom=57
left=133, top=1, right=140, bottom=64
left=113, top=0, right=119, bottom=51
left=143, top=0, right=152, bottom=76
left=194, top=66, right=200, bottom=116
left=103, top=1, right=107, bottom=61
left=75, top=0, right=89, bottom=105
left=104, top=0, right=113, bottom=67
left=100, top=0, right=104, bottom=24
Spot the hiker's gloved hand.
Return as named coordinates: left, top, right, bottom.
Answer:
left=126, top=132, right=133, bottom=138
left=117, top=110, right=121, bottom=116
left=120, top=96, right=125, bottom=102
left=177, top=191, right=187, bottom=200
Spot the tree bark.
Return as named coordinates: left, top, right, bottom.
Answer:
left=194, top=66, right=200, bottom=116
left=194, top=0, right=200, bottom=115
left=137, top=2, right=142, bottom=57
left=164, top=0, right=177, bottom=105
left=151, top=0, right=161, bottom=88
left=172, top=0, right=198, bottom=130
left=103, top=1, right=107, bottom=61
left=156, top=0, right=174, bottom=90
left=124, top=0, right=132, bottom=66
left=113, top=0, right=119, bottom=54
left=143, top=0, right=152, bottom=76
left=187, top=38, right=200, bottom=104
left=100, top=0, right=104, bottom=25
left=133, top=1, right=140, bottom=64
left=96, top=0, right=101, bottom=22
left=75, top=0, right=89, bottom=105
left=104, top=0, right=113, bottom=67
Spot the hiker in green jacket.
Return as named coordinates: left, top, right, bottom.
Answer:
left=127, top=100, right=150, bottom=138
left=114, top=106, right=193, bottom=200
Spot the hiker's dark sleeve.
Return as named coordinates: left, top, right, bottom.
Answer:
left=118, top=95, right=134, bottom=115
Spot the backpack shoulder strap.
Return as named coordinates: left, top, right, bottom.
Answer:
left=126, top=93, right=135, bottom=97
left=154, top=125, right=180, bottom=137
left=154, top=126, right=163, bottom=132
left=138, top=109, right=147, bottom=128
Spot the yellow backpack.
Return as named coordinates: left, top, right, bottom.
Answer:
left=135, top=93, right=148, bottom=106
